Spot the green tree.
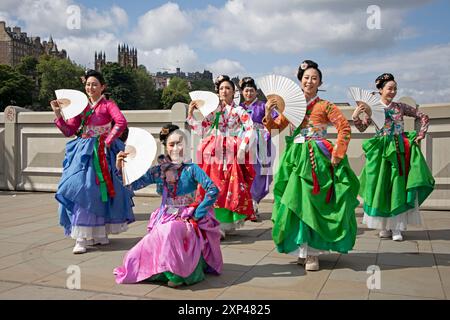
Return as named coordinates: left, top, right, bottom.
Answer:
left=0, top=65, right=34, bottom=112
left=190, top=79, right=215, bottom=92
left=102, top=63, right=139, bottom=110
left=37, top=55, right=84, bottom=111
left=16, top=56, right=40, bottom=108
left=16, top=56, right=39, bottom=77
left=161, top=77, right=190, bottom=109
left=133, top=65, right=159, bottom=109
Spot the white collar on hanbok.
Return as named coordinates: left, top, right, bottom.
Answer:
left=89, top=95, right=105, bottom=109
left=381, top=100, right=393, bottom=109
left=307, top=96, right=319, bottom=106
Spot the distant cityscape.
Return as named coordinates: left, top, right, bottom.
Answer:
left=0, top=21, right=214, bottom=90
left=0, top=21, right=67, bottom=66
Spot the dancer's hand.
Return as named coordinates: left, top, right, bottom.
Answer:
left=265, top=98, right=278, bottom=119
left=331, top=155, right=342, bottom=167
left=50, top=100, right=63, bottom=119
left=414, top=136, right=424, bottom=144
left=188, top=101, right=198, bottom=117
left=116, top=151, right=129, bottom=170
left=352, top=102, right=372, bottom=120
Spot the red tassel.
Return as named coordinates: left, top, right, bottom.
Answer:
left=98, top=135, right=116, bottom=198
left=312, top=170, right=320, bottom=194
left=403, top=134, right=411, bottom=178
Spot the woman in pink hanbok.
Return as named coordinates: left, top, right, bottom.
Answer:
left=114, top=124, right=222, bottom=287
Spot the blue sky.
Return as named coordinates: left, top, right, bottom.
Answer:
left=1, top=0, right=449, bottom=103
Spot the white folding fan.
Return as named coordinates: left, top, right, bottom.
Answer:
left=189, top=91, right=220, bottom=117
left=347, top=87, right=386, bottom=129
left=55, top=89, right=88, bottom=120
left=256, top=75, right=307, bottom=128
left=233, top=88, right=241, bottom=106
left=122, top=127, right=157, bottom=186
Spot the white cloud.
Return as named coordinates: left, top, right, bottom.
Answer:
left=139, top=45, right=201, bottom=74
left=0, top=11, right=15, bottom=25
left=128, top=3, right=193, bottom=50
left=0, top=0, right=16, bottom=11
left=206, top=59, right=245, bottom=78
left=6, top=0, right=128, bottom=38
left=326, top=43, right=450, bottom=103
left=81, top=5, right=128, bottom=31
left=201, top=0, right=431, bottom=54
left=271, top=65, right=298, bottom=79
left=56, top=32, right=119, bottom=69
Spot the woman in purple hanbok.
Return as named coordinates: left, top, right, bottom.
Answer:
left=114, top=124, right=222, bottom=287
left=239, top=77, right=276, bottom=216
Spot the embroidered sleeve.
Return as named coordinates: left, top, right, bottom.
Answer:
left=191, top=164, right=218, bottom=219
left=105, top=102, right=127, bottom=146
left=187, top=111, right=215, bottom=137
left=54, top=115, right=82, bottom=137
left=401, top=103, right=430, bottom=139
left=130, top=165, right=161, bottom=191
left=352, top=115, right=372, bottom=133
left=262, top=112, right=290, bottom=134
left=326, top=102, right=351, bottom=159
left=234, top=106, right=255, bottom=152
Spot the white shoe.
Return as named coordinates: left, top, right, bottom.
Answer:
left=84, top=239, right=94, bottom=246
left=392, top=230, right=403, bottom=241
left=297, top=257, right=306, bottom=265
left=72, top=241, right=87, bottom=254
left=305, top=256, right=319, bottom=271
left=93, top=237, right=109, bottom=245
left=379, top=229, right=392, bottom=239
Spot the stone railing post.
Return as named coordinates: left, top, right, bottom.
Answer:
left=171, top=102, right=188, bottom=129
left=3, top=106, right=30, bottom=190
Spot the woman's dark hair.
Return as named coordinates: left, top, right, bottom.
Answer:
left=375, top=73, right=396, bottom=90
left=159, top=124, right=180, bottom=146
left=83, top=69, right=106, bottom=85
left=239, top=77, right=257, bottom=91
left=214, top=75, right=235, bottom=93
left=297, top=60, right=322, bottom=83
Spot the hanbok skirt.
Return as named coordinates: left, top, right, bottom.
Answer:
left=272, top=136, right=359, bottom=256
left=360, top=132, right=435, bottom=231
left=56, top=137, right=135, bottom=239
left=114, top=206, right=223, bottom=285
left=195, top=134, right=256, bottom=231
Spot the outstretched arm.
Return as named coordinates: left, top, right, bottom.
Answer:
left=326, top=102, right=352, bottom=163
left=401, top=103, right=429, bottom=142
left=129, top=165, right=162, bottom=191
left=190, top=164, right=218, bottom=219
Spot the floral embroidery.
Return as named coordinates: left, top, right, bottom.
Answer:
left=353, top=102, right=430, bottom=139
left=81, top=123, right=111, bottom=138
left=187, top=103, right=254, bottom=151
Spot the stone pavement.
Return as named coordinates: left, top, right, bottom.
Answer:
left=0, top=191, right=449, bottom=300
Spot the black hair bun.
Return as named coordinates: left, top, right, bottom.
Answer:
left=83, top=69, right=106, bottom=85
left=214, top=75, right=235, bottom=93
left=375, top=73, right=395, bottom=89
left=239, top=77, right=257, bottom=90
left=159, top=124, right=180, bottom=145
left=297, top=60, right=322, bottom=82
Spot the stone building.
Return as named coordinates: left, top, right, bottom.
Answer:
left=94, top=44, right=138, bottom=72
left=153, top=68, right=213, bottom=90
left=0, top=21, right=67, bottom=67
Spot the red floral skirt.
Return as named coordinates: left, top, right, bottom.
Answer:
left=195, top=135, right=256, bottom=220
